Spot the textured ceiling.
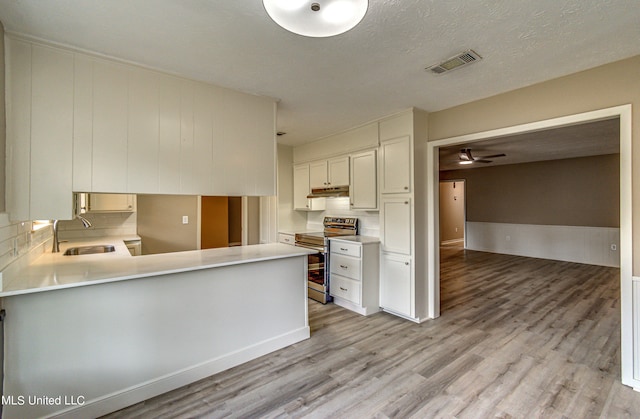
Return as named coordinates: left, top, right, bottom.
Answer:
left=0, top=1, right=638, bottom=146
left=438, top=118, right=620, bottom=171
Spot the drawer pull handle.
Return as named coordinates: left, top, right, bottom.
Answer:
left=340, top=287, right=348, bottom=291
left=340, top=247, right=348, bottom=251
left=340, top=265, right=348, bottom=269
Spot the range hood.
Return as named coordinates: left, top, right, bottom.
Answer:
left=307, top=185, right=349, bottom=198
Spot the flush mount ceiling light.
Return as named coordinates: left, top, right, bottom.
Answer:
left=263, top=0, right=368, bottom=37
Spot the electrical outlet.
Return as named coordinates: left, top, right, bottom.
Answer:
left=182, top=216, right=189, bottom=225
left=611, top=244, right=617, bottom=251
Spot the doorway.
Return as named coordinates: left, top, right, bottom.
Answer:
left=426, top=104, right=632, bottom=386
left=439, top=180, right=465, bottom=248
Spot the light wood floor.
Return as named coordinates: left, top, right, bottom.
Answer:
left=103, top=247, right=640, bottom=418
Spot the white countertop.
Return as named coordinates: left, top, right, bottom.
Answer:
left=0, top=238, right=316, bottom=297
left=329, top=235, right=380, bottom=244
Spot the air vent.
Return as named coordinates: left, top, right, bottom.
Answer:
left=426, top=50, right=482, bottom=74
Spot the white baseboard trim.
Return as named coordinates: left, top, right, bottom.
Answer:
left=53, top=327, right=310, bottom=419
left=333, top=296, right=380, bottom=316
left=466, top=222, right=620, bottom=267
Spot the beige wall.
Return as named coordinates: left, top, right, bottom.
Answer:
left=440, top=154, right=619, bottom=228
left=136, top=195, right=199, bottom=255
left=428, top=55, right=640, bottom=273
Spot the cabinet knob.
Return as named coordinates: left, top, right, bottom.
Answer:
left=404, top=186, right=409, bottom=190
left=405, top=262, right=409, bottom=266
left=404, top=201, right=409, bottom=205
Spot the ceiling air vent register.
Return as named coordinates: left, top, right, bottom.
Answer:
left=426, top=50, right=482, bottom=74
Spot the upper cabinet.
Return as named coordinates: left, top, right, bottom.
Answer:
left=309, top=157, right=350, bottom=189
left=380, top=135, right=412, bottom=194
left=5, top=36, right=277, bottom=221
left=6, top=40, right=75, bottom=220
left=350, top=150, right=377, bottom=210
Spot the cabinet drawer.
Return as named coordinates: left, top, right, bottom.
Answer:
left=330, top=275, right=361, bottom=304
left=330, top=254, right=361, bottom=280
left=278, top=233, right=295, bottom=245
left=330, top=241, right=361, bottom=257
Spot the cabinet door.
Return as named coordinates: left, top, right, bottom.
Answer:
left=309, top=161, right=328, bottom=189
left=350, top=150, right=377, bottom=210
left=380, top=136, right=412, bottom=194
left=30, top=45, right=74, bottom=220
left=92, top=59, right=129, bottom=193
left=328, top=156, right=350, bottom=186
left=380, top=197, right=412, bottom=254
left=293, top=164, right=311, bottom=210
left=127, top=67, right=160, bottom=193
left=380, top=253, right=412, bottom=316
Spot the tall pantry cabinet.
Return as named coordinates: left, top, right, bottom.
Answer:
left=378, top=109, right=429, bottom=322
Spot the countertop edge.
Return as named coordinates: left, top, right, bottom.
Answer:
left=0, top=243, right=316, bottom=298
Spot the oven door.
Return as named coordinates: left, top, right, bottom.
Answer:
left=294, top=243, right=331, bottom=304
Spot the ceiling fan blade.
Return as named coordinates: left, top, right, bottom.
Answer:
left=478, top=153, right=506, bottom=159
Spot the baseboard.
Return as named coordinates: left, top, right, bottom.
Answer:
left=333, top=296, right=380, bottom=316
left=52, top=327, right=310, bottom=419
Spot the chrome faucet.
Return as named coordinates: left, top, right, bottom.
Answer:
left=52, top=215, right=93, bottom=253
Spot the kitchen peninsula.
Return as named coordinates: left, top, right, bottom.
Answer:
left=0, top=240, right=314, bottom=419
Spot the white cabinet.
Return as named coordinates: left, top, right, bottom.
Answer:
left=380, top=136, right=412, bottom=194
left=377, top=110, right=426, bottom=322
left=92, top=59, right=129, bottom=193
left=278, top=233, right=295, bottom=245
left=293, top=163, right=327, bottom=211
left=6, top=40, right=75, bottom=221
left=309, top=157, right=350, bottom=189
left=380, top=253, right=412, bottom=317
left=329, top=238, right=380, bottom=316
left=5, top=36, right=277, bottom=222
left=380, top=197, right=412, bottom=255
left=350, top=149, right=377, bottom=210
left=293, top=164, right=310, bottom=210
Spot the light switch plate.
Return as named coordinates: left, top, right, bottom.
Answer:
left=182, top=216, right=189, bottom=224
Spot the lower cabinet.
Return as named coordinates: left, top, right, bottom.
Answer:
left=380, top=252, right=412, bottom=317
left=329, top=238, right=380, bottom=316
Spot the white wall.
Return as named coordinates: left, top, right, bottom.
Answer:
left=466, top=221, right=620, bottom=267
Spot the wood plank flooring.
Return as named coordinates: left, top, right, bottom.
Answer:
left=103, top=247, right=640, bottom=418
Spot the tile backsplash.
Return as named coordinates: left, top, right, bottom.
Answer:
left=306, top=197, right=380, bottom=236
left=57, top=212, right=137, bottom=240
left=0, top=214, right=52, bottom=272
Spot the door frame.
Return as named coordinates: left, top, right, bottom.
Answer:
left=426, top=105, right=633, bottom=384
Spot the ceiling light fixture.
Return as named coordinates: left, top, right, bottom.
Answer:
left=263, top=0, right=368, bottom=37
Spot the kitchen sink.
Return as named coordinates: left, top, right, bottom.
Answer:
left=63, top=245, right=116, bottom=256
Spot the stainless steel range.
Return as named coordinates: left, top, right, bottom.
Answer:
left=295, top=217, right=358, bottom=304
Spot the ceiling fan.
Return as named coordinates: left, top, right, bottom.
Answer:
left=458, top=148, right=506, bottom=165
